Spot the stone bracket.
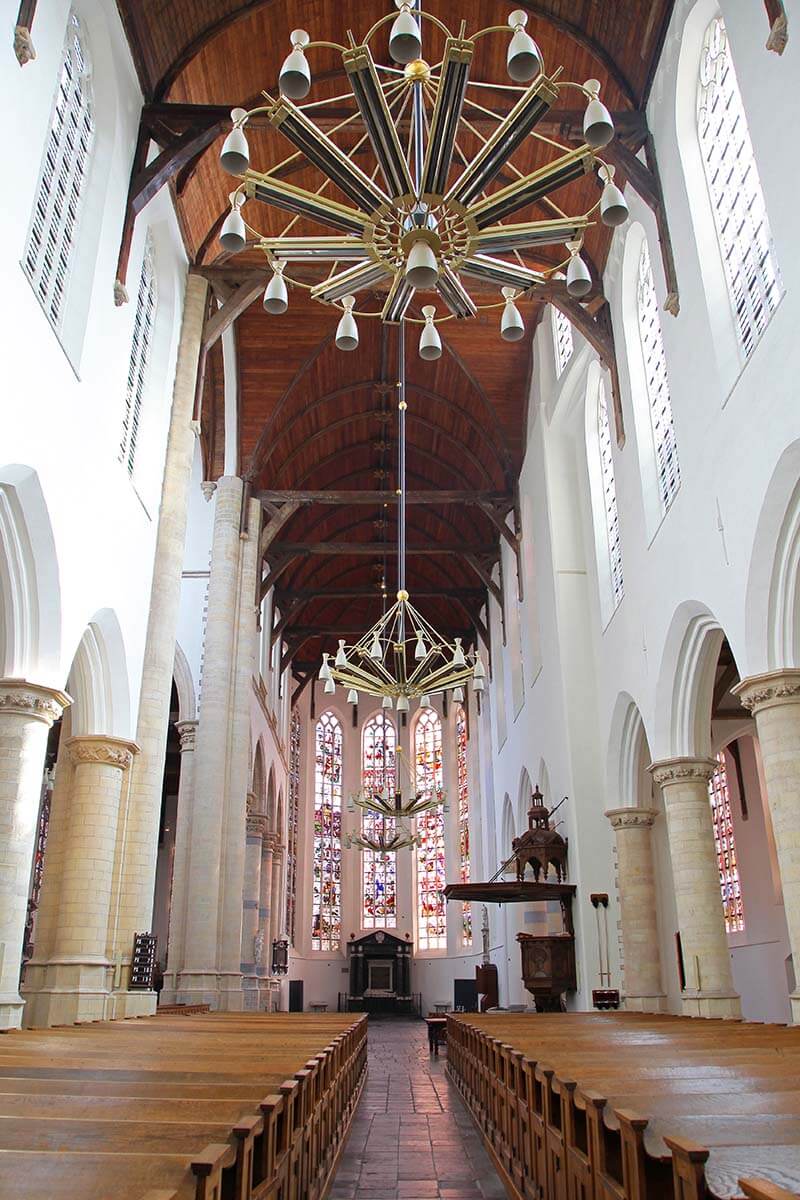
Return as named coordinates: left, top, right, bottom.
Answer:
left=13, top=0, right=36, bottom=65
left=765, top=0, right=788, bottom=53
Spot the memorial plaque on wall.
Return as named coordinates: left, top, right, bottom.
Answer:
left=130, top=932, right=157, bottom=989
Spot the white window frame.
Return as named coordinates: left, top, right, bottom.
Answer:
left=119, top=236, right=157, bottom=477
left=23, top=11, right=94, bottom=332
left=598, top=378, right=624, bottom=611
left=697, top=15, right=782, bottom=362
left=552, top=305, right=574, bottom=377
left=637, top=240, right=680, bottom=515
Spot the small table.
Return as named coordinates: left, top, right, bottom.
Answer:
left=433, top=1002, right=450, bottom=1014
left=309, top=1002, right=328, bottom=1013
left=426, top=1016, right=447, bottom=1055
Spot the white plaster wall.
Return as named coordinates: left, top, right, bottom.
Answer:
left=480, top=0, right=800, bottom=1018
left=1, top=1, right=187, bottom=733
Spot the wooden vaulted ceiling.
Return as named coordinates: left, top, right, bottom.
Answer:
left=116, top=0, right=676, bottom=684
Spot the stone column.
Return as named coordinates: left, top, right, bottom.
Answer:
left=259, top=835, right=275, bottom=985
left=241, top=808, right=266, bottom=1004
left=269, top=842, right=285, bottom=959
left=217, top=495, right=261, bottom=1010
left=649, top=758, right=740, bottom=1017
left=111, top=272, right=209, bottom=1018
left=24, top=736, right=138, bottom=1027
left=605, top=808, right=666, bottom=1013
left=0, top=681, right=69, bottom=1029
left=734, top=670, right=800, bottom=1022
left=161, top=720, right=198, bottom=1003
left=179, top=476, right=244, bottom=1006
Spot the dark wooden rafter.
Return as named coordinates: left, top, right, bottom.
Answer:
left=13, top=0, right=36, bottom=65
left=202, top=273, right=265, bottom=351
left=271, top=542, right=496, bottom=557
left=115, top=110, right=227, bottom=301
left=257, top=489, right=511, bottom=506
left=765, top=0, right=788, bottom=54
left=259, top=499, right=304, bottom=557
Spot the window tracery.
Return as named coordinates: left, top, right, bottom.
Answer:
left=553, top=306, right=574, bottom=377
left=24, top=12, right=94, bottom=329
left=455, top=705, right=471, bottom=947
left=708, top=750, right=745, bottom=933
left=120, top=236, right=156, bottom=476
left=415, top=708, right=446, bottom=951
left=598, top=378, right=624, bottom=609
left=285, top=708, right=300, bottom=945
left=361, top=713, right=397, bottom=929
left=311, top=711, right=342, bottom=951
left=637, top=241, right=680, bottom=512
left=698, top=16, right=781, bottom=359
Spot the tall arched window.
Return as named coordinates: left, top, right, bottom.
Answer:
left=285, top=709, right=301, bottom=945
left=23, top=12, right=94, bottom=329
left=552, top=306, right=574, bottom=377
left=361, top=713, right=397, bottom=929
left=311, top=712, right=343, bottom=951
left=455, top=705, right=472, bottom=947
left=698, top=16, right=781, bottom=359
left=415, top=708, right=446, bottom=951
left=598, top=378, right=624, bottom=609
left=708, top=750, right=744, bottom=933
left=120, top=236, right=157, bottom=476
left=637, top=240, right=680, bottom=512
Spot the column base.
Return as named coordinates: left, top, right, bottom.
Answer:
left=216, top=971, right=244, bottom=1012
left=106, top=989, right=157, bottom=1020
left=0, top=993, right=24, bottom=1031
left=681, top=990, right=741, bottom=1019
left=22, top=959, right=112, bottom=1027
left=624, top=993, right=668, bottom=1014
left=790, top=992, right=800, bottom=1025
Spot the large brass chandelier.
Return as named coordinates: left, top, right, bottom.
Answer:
left=217, top=0, right=627, bottom=709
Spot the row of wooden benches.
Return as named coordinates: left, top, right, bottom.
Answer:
left=0, top=1011, right=367, bottom=1200
left=446, top=1011, right=800, bottom=1200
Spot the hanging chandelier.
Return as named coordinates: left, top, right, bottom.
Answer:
left=345, top=747, right=445, bottom=853
left=217, top=3, right=627, bottom=351
left=217, top=0, right=627, bottom=707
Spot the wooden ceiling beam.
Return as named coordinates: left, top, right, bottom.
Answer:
left=14, top=0, right=37, bottom=65
left=766, top=0, right=789, bottom=53
left=271, top=542, right=496, bottom=556
left=277, top=586, right=485, bottom=601
left=257, top=489, right=511, bottom=507
left=202, top=273, right=265, bottom=350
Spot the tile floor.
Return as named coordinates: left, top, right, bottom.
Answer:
left=329, top=1018, right=507, bottom=1200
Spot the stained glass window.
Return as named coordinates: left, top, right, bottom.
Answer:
left=553, top=306, right=574, bottom=377
left=311, top=712, right=343, bottom=951
left=637, top=240, right=680, bottom=512
left=708, top=750, right=744, bottom=933
left=415, top=708, right=446, bottom=951
left=598, top=377, right=624, bottom=608
left=120, top=235, right=156, bottom=476
left=455, top=705, right=472, bottom=947
left=285, top=709, right=301, bottom=945
left=361, top=713, right=398, bottom=929
left=698, top=17, right=781, bottom=359
left=24, top=12, right=94, bottom=329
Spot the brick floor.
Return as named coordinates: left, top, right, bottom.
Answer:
left=329, top=1018, right=507, bottom=1200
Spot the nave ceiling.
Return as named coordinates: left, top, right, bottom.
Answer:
left=115, top=0, right=676, bottom=686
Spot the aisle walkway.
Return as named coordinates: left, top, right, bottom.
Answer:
left=330, top=1018, right=507, bottom=1200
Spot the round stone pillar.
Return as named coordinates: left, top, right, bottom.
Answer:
left=161, top=720, right=197, bottom=1003
left=241, top=808, right=266, bottom=1001
left=25, top=735, right=138, bottom=1026
left=605, top=808, right=666, bottom=1012
left=0, top=680, right=69, bottom=1029
left=734, top=670, right=800, bottom=1022
left=258, top=835, right=275, bottom=1004
left=649, top=758, right=740, bottom=1018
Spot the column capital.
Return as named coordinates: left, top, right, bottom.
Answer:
left=605, top=807, right=658, bottom=830
left=648, top=756, right=718, bottom=786
left=175, top=719, right=198, bottom=752
left=66, top=735, right=139, bottom=771
left=0, top=679, right=71, bottom=726
left=247, top=814, right=267, bottom=837
left=733, top=669, right=800, bottom=713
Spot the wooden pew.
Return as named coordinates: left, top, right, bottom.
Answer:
left=0, top=1012, right=367, bottom=1200
left=446, top=1012, right=800, bottom=1200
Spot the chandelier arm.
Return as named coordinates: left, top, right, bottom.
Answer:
left=362, top=8, right=453, bottom=50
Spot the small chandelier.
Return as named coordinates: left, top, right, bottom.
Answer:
left=345, top=826, right=417, bottom=853
left=345, top=747, right=446, bottom=853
